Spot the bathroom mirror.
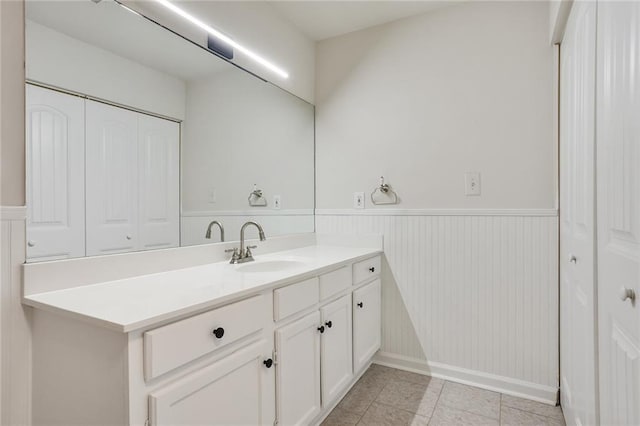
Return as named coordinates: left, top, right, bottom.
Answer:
left=24, top=0, right=314, bottom=262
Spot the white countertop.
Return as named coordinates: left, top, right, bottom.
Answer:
left=23, top=245, right=381, bottom=333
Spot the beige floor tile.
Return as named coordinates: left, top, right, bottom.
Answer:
left=500, top=406, right=566, bottom=426
left=429, top=404, right=499, bottom=426
left=501, top=395, right=565, bottom=422
left=321, top=406, right=362, bottom=426
left=437, top=382, right=501, bottom=420
left=358, top=402, right=429, bottom=426
left=337, top=379, right=384, bottom=415
left=391, top=369, right=445, bottom=388
left=375, top=378, right=442, bottom=418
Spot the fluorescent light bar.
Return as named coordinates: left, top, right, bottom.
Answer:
left=153, top=0, right=289, bottom=79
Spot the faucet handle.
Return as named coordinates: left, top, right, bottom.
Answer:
left=225, top=248, right=240, bottom=263
left=247, top=245, right=257, bottom=250
left=245, top=245, right=257, bottom=257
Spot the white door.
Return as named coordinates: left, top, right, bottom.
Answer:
left=275, top=311, right=321, bottom=426
left=596, top=2, right=640, bottom=424
left=85, top=100, right=138, bottom=255
left=26, top=85, right=85, bottom=261
left=559, top=1, right=598, bottom=424
left=138, top=114, right=179, bottom=250
left=352, top=279, right=381, bottom=372
left=149, top=339, right=275, bottom=426
left=320, top=294, right=353, bottom=407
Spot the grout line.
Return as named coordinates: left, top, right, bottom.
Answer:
left=428, top=380, right=447, bottom=425
left=500, top=404, right=564, bottom=422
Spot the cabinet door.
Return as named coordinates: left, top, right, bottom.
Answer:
left=353, top=279, right=381, bottom=372
left=275, top=311, right=321, bottom=426
left=86, top=100, right=138, bottom=255
left=138, top=114, right=179, bottom=250
left=149, top=339, right=275, bottom=426
left=26, top=85, right=85, bottom=261
left=320, top=294, right=353, bottom=407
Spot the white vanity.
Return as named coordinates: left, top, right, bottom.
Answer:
left=23, top=237, right=382, bottom=426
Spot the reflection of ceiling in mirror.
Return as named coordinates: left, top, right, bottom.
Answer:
left=25, top=0, right=230, bottom=82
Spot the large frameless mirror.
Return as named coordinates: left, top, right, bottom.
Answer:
left=24, top=0, right=315, bottom=262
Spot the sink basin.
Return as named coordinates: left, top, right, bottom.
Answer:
left=236, top=260, right=306, bottom=273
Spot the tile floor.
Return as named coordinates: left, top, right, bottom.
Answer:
left=322, top=365, right=565, bottom=426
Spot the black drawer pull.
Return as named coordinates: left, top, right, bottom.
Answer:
left=212, top=327, right=225, bottom=339
left=325, top=321, right=333, bottom=328
left=357, top=302, right=364, bottom=308
left=263, top=359, right=273, bottom=368
left=317, top=325, right=325, bottom=333
left=369, top=267, right=375, bottom=272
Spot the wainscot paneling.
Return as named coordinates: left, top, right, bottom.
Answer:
left=316, top=209, right=559, bottom=403
left=1, top=206, right=31, bottom=425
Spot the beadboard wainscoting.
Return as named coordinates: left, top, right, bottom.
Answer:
left=181, top=210, right=315, bottom=246
left=0, top=206, right=31, bottom=425
left=316, top=209, right=559, bottom=403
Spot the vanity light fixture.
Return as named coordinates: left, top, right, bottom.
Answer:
left=153, top=0, right=289, bottom=79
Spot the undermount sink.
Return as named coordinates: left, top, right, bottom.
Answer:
left=236, top=259, right=306, bottom=273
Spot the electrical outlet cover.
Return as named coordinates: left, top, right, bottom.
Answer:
left=354, top=192, right=365, bottom=209
left=273, top=195, right=281, bottom=210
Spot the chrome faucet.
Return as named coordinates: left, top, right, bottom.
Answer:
left=205, top=220, right=224, bottom=242
left=225, top=221, right=266, bottom=264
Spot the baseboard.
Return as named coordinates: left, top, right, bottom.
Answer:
left=373, top=351, right=558, bottom=405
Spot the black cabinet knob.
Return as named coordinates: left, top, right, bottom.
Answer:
left=263, top=358, right=273, bottom=368
left=369, top=267, right=375, bottom=272
left=357, top=302, right=364, bottom=308
left=212, top=327, right=225, bottom=339
left=317, top=325, right=325, bottom=333
left=325, top=321, right=332, bottom=328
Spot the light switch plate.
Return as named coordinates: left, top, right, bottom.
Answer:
left=465, top=172, right=481, bottom=196
left=273, top=195, right=281, bottom=209
left=208, top=187, right=217, bottom=203
left=354, top=192, right=365, bottom=209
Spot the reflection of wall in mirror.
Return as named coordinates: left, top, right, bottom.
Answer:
left=180, top=69, right=315, bottom=245
left=26, top=20, right=186, bottom=120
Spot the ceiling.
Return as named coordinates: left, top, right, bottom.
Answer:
left=268, top=1, right=455, bottom=41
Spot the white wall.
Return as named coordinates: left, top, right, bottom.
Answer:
left=315, top=1, right=559, bottom=403
left=26, top=20, right=186, bottom=120
left=1, top=0, right=25, bottom=206
left=125, top=0, right=315, bottom=104
left=316, top=1, right=555, bottom=210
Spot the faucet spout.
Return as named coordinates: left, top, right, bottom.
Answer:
left=205, top=220, right=225, bottom=242
left=238, top=221, right=266, bottom=263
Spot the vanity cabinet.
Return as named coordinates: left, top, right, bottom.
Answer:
left=320, top=294, right=353, bottom=405
left=29, top=253, right=382, bottom=426
left=353, top=279, right=382, bottom=373
left=275, top=311, right=322, bottom=425
left=149, top=339, right=275, bottom=426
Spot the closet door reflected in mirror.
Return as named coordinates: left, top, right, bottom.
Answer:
left=24, top=0, right=315, bottom=261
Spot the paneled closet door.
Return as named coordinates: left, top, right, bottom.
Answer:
left=558, top=1, right=597, bottom=424
left=86, top=100, right=138, bottom=256
left=596, top=2, right=640, bottom=424
left=26, top=85, right=85, bottom=261
left=138, top=114, right=180, bottom=250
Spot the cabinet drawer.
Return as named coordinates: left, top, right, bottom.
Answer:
left=274, top=277, right=319, bottom=321
left=144, top=295, right=268, bottom=380
left=319, top=266, right=352, bottom=300
left=353, top=255, right=381, bottom=285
